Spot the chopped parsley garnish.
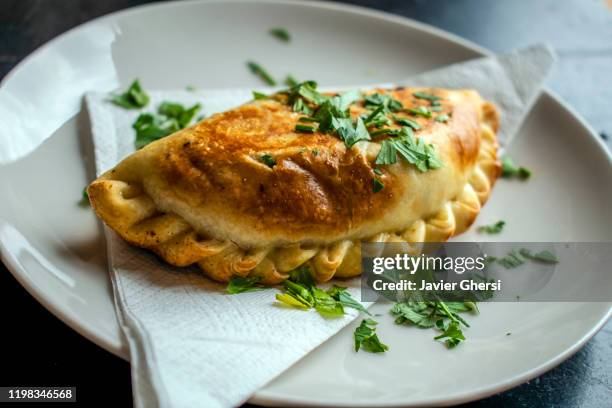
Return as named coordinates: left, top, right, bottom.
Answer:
left=434, top=320, right=466, bottom=349
left=275, top=81, right=443, bottom=174
left=158, top=102, right=202, bottom=128
left=413, top=91, right=442, bottom=102
left=298, top=116, right=318, bottom=122
left=372, top=178, right=384, bottom=193
left=277, top=280, right=315, bottom=309
left=363, top=105, right=392, bottom=127
left=405, top=105, right=432, bottom=118
left=375, top=127, right=442, bottom=172
left=109, top=80, right=150, bottom=109
left=133, top=113, right=181, bottom=149
left=285, top=82, right=368, bottom=147
left=227, top=276, right=262, bottom=294
left=260, top=154, right=277, bottom=167
left=252, top=91, right=269, bottom=100
left=333, top=117, right=370, bottom=147
left=309, top=100, right=339, bottom=130
left=80, top=187, right=90, bottom=206
left=393, top=115, right=421, bottom=130
left=269, top=27, right=291, bottom=42
left=246, top=61, right=277, bottom=86
left=392, top=299, right=476, bottom=348
left=369, top=128, right=399, bottom=137
left=295, top=124, right=316, bottom=133
left=501, top=155, right=531, bottom=179
left=434, top=114, right=450, bottom=123
left=285, top=74, right=299, bottom=87
left=519, top=248, right=559, bottom=264
left=375, top=139, right=399, bottom=165
left=373, top=168, right=384, bottom=176
left=477, top=220, right=505, bottom=234
left=133, top=102, right=201, bottom=149
left=275, top=266, right=369, bottom=319
left=289, top=266, right=316, bottom=288
left=364, top=93, right=403, bottom=112
left=313, top=287, right=345, bottom=317
left=328, top=285, right=371, bottom=315
left=354, top=319, right=389, bottom=353
left=493, top=248, right=559, bottom=269
left=291, top=80, right=329, bottom=105
left=496, top=249, right=526, bottom=269
left=292, top=98, right=312, bottom=115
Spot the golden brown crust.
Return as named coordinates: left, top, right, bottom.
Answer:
left=88, top=87, right=500, bottom=284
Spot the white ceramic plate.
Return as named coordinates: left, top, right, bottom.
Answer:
left=0, top=1, right=610, bottom=406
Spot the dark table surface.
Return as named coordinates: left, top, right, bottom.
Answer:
left=1, top=0, right=611, bottom=407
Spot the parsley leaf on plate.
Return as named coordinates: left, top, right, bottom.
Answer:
left=519, top=248, right=559, bottom=264
left=354, top=319, right=389, bottom=353
left=391, top=298, right=477, bottom=348
left=246, top=61, right=277, bottom=86
left=391, top=302, right=438, bottom=328
left=477, top=220, right=506, bottom=234
left=501, top=155, right=531, bottom=180
left=109, top=80, right=150, bottom=109
left=496, top=249, right=526, bottom=269
left=493, top=248, right=559, bottom=268
left=80, top=187, right=90, bottom=206
left=269, top=27, right=291, bottom=42
left=434, top=320, right=466, bottom=349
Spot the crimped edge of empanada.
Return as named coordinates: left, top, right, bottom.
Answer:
left=88, top=103, right=500, bottom=284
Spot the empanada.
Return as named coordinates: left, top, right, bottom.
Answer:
left=88, top=83, right=500, bottom=284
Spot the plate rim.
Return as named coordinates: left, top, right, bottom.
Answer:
left=1, top=0, right=610, bottom=406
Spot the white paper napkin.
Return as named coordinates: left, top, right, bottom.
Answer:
left=85, top=44, right=554, bottom=408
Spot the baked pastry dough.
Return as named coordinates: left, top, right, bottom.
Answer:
left=88, top=86, right=500, bottom=284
